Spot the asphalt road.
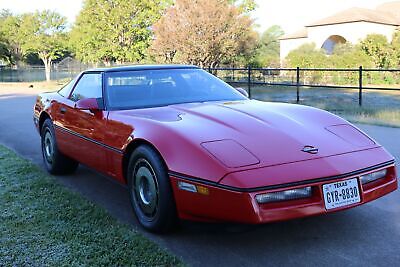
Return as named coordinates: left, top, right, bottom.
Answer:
left=1, top=93, right=399, bottom=267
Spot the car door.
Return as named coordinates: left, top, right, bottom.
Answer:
left=55, top=72, right=108, bottom=173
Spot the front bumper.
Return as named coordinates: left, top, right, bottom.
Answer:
left=170, top=163, right=397, bottom=224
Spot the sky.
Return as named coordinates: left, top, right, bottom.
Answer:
left=0, top=0, right=396, bottom=34
left=252, top=0, right=394, bottom=34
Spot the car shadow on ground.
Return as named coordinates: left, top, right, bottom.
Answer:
left=47, top=163, right=398, bottom=267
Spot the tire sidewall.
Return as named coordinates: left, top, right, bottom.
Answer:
left=127, top=145, right=176, bottom=232
left=41, top=119, right=57, bottom=172
left=40, top=119, right=78, bottom=175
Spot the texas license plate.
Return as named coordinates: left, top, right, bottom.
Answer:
left=322, top=178, right=361, bottom=210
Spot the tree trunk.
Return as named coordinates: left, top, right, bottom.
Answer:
left=39, top=53, right=52, bottom=82
left=103, top=59, right=112, bottom=67
left=44, top=60, right=51, bottom=82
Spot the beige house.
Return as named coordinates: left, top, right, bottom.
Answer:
left=279, top=1, right=400, bottom=64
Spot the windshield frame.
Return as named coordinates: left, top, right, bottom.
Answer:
left=103, top=68, right=246, bottom=111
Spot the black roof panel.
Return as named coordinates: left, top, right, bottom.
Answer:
left=86, top=64, right=200, bottom=73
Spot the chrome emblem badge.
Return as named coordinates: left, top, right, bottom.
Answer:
left=302, top=145, right=319, bottom=154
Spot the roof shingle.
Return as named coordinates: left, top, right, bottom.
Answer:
left=306, top=7, right=400, bottom=27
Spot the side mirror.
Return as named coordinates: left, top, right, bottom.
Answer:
left=236, top=87, right=249, bottom=98
left=75, top=98, right=101, bottom=112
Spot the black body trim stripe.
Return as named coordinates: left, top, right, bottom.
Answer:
left=169, top=160, right=395, bottom=193
left=54, top=124, right=123, bottom=154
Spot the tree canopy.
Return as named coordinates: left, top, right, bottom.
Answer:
left=70, top=0, right=169, bottom=65
left=285, top=43, right=328, bottom=68
left=360, top=34, right=391, bottom=68
left=228, top=0, right=257, bottom=13
left=285, top=33, right=400, bottom=69
left=17, top=10, right=68, bottom=81
left=329, top=43, right=373, bottom=69
left=0, top=10, right=22, bottom=65
left=391, top=29, right=400, bottom=67
left=249, top=25, right=284, bottom=67
left=151, top=0, right=257, bottom=68
left=2, top=3, right=400, bottom=75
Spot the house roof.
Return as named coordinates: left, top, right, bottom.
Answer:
left=280, top=2, right=400, bottom=41
left=376, top=1, right=400, bottom=16
left=279, top=28, right=308, bottom=40
left=306, top=7, right=400, bottom=27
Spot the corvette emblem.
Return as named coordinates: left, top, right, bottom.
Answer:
left=302, top=145, right=319, bottom=154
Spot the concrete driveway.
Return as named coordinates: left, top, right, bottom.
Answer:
left=0, top=92, right=399, bottom=267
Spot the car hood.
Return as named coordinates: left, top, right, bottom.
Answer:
left=117, top=100, right=379, bottom=171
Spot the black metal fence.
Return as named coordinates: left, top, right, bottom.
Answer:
left=0, top=58, right=92, bottom=82
left=0, top=66, right=79, bottom=82
left=2, top=64, right=400, bottom=109
left=205, top=66, right=400, bottom=107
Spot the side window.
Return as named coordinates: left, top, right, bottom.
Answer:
left=70, top=73, right=102, bottom=102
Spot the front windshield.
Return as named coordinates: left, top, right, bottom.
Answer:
left=58, top=77, right=76, bottom=97
left=105, top=68, right=246, bottom=109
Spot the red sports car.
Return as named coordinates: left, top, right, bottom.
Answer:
left=33, top=65, right=398, bottom=233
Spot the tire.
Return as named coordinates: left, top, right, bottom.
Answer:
left=127, top=145, right=177, bottom=233
left=41, top=119, right=79, bottom=175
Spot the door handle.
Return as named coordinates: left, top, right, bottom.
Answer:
left=60, top=107, right=67, bottom=114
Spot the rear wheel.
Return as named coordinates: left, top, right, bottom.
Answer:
left=127, top=145, right=177, bottom=233
left=41, top=119, right=78, bottom=175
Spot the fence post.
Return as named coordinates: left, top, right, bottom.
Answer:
left=247, top=65, right=252, bottom=98
left=296, top=67, right=300, bottom=103
left=358, top=66, right=363, bottom=106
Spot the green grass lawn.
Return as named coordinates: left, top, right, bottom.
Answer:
left=0, top=145, right=183, bottom=266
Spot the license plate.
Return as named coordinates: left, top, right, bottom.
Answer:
left=322, top=178, right=361, bottom=210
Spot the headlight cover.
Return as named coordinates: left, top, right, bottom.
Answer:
left=201, top=139, right=260, bottom=168
left=360, top=169, right=387, bottom=184
left=255, top=186, right=312, bottom=204
left=325, top=124, right=375, bottom=147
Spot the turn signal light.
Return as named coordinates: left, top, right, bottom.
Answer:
left=178, top=181, right=197, bottom=192
left=255, top=187, right=312, bottom=204
left=178, top=181, right=209, bottom=195
left=360, top=169, right=387, bottom=184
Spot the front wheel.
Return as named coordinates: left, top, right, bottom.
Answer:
left=127, top=145, right=177, bottom=233
left=41, top=119, right=78, bottom=175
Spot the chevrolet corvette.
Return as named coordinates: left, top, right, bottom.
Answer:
left=33, top=65, right=398, bottom=233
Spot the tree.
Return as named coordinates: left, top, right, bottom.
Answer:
left=329, top=43, right=373, bottom=68
left=70, top=0, right=168, bottom=65
left=250, top=25, right=284, bottom=67
left=0, top=10, right=22, bottom=65
left=0, top=40, right=11, bottom=65
left=151, top=0, right=257, bottom=68
left=228, top=0, right=257, bottom=13
left=391, top=29, right=400, bottom=67
left=360, top=34, right=391, bottom=68
left=327, top=43, right=373, bottom=84
left=284, top=43, right=327, bottom=68
left=18, top=10, right=68, bottom=81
